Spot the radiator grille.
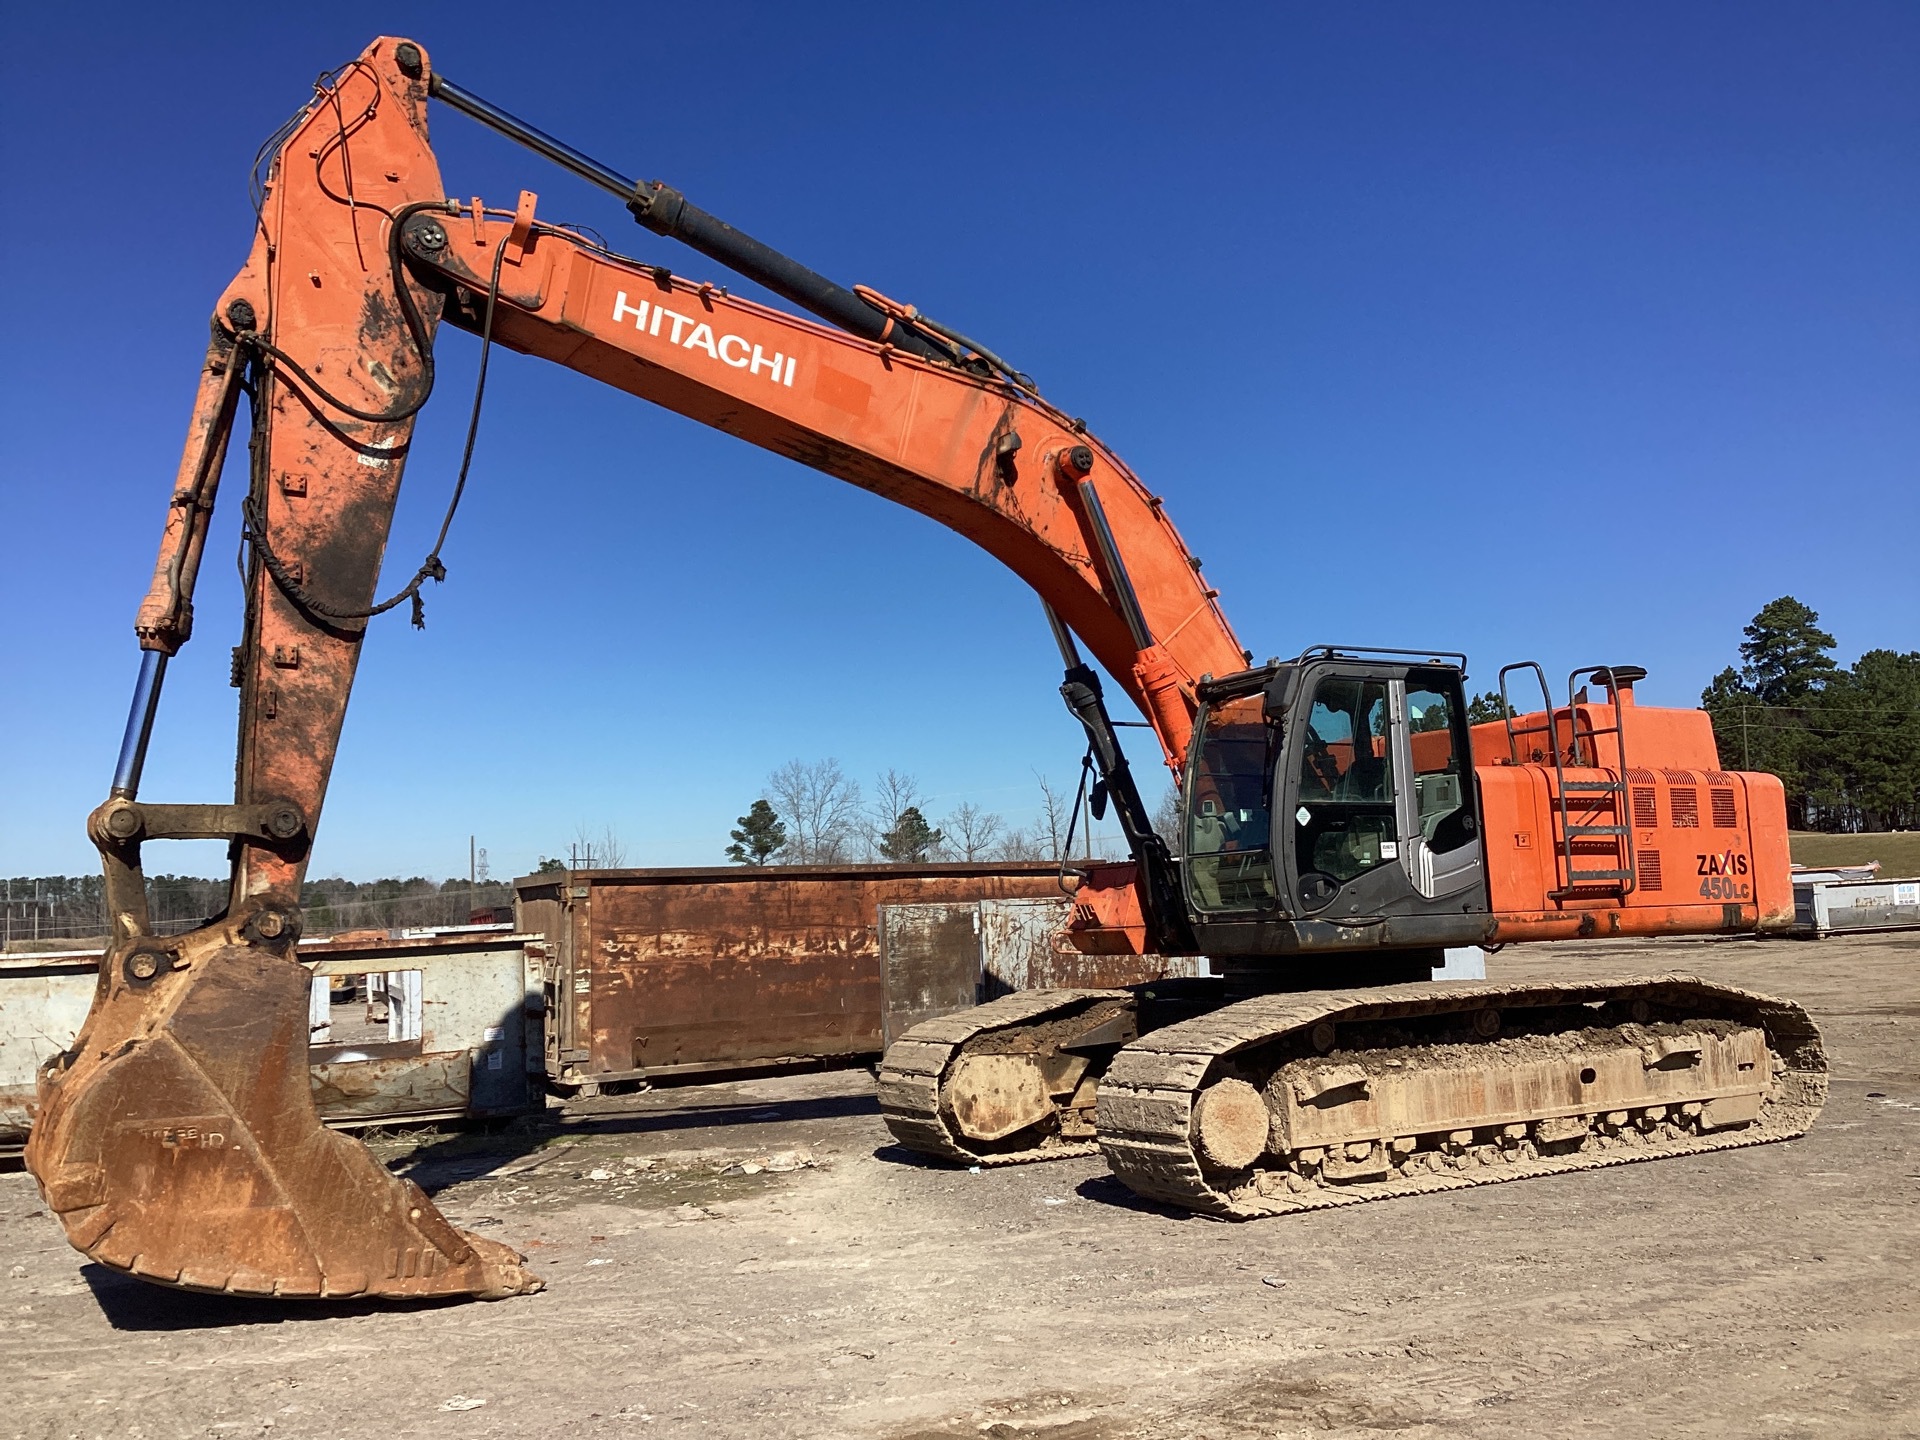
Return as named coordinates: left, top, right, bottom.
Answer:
left=1711, top=788, right=1738, bottom=828
left=1671, top=788, right=1700, bottom=828
left=1632, top=787, right=1658, bottom=828
left=1640, top=850, right=1662, bottom=892
left=1662, top=768, right=1699, bottom=786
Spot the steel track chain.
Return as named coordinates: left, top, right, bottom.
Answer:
left=878, top=988, right=1131, bottom=1165
left=1096, top=974, right=1827, bottom=1218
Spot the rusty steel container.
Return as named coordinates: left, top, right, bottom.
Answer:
left=514, top=863, right=1191, bottom=1092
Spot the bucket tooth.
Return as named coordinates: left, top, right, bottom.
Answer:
left=26, top=930, right=541, bottom=1301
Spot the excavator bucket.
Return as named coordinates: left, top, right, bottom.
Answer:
left=26, top=920, right=540, bottom=1300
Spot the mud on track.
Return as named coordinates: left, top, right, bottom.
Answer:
left=4, top=931, right=1915, bottom=1439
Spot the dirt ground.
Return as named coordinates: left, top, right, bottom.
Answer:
left=3, top=931, right=1915, bottom=1440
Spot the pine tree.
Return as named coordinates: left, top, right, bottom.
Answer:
left=1701, top=665, right=1764, bottom=769
left=877, top=805, right=943, bottom=862
left=1464, top=691, right=1515, bottom=727
left=1701, top=597, right=1840, bottom=827
left=1810, top=649, right=1920, bottom=831
left=726, top=799, right=788, bottom=866
left=1694, top=597, right=1920, bottom=832
left=1740, top=596, right=1837, bottom=705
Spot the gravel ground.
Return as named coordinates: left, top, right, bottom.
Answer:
left=3, top=931, right=1915, bottom=1440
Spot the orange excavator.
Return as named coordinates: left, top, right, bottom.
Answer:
left=28, top=38, right=1825, bottom=1300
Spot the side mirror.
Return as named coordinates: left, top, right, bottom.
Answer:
left=1263, top=665, right=1299, bottom=720
left=1089, top=780, right=1109, bottom=821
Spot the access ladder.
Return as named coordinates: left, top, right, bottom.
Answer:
left=1497, top=663, right=1639, bottom=902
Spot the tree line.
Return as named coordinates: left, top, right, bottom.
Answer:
left=1, top=762, right=1124, bottom=945
left=24, top=598, right=1894, bottom=944
left=726, top=760, right=1112, bottom=867
left=2, top=873, right=518, bottom=947
left=1699, top=597, right=1918, bottom=832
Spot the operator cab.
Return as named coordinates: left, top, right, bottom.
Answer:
left=1180, top=648, right=1489, bottom=954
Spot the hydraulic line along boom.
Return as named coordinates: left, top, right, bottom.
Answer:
left=425, top=63, right=950, bottom=365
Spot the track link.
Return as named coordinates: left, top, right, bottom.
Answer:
left=1098, top=974, right=1827, bottom=1218
left=878, top=989, right=1133, bottom=1165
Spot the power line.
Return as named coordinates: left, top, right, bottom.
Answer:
left=1712, top=725, right=1920, bottom=739
left=1709, top=697, right=1920, bottom=719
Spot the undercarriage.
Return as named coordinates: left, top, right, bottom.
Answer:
left=878, top=975, right=1827, bottom=1214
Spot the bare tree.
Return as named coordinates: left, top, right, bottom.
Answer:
left=988, top=774, right=1074, bottom=862
left=867, top=768, right=923, bottom=859
left=599, top=826, right=628, bottom=870
left=1153, top=784, right=1184, bottom=857
left=1033, top=771, right=1071, bottom=862
left=768, top=758, right=863, bottom=864
left=941, top=801, right=1004, bottom=860
left=569, top=823, right=627, bottom=870
left=994, top=825, right=1043, bottom=861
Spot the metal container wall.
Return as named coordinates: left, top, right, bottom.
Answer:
left=304, top=931, right=542, bottom=1121
left=1, top=931, right=541, bottom=1147
left=0, top=951, right=100, bottom=1143
left=974, top=897, right=1200, bottom=992
left=516, top=863, right=1189, bottom=1088
left=1793, top=873, right=1920, bottom=936
left=879, top=903, right=984, bottom=1046
left=879, top=895, right=1205, bottom=1045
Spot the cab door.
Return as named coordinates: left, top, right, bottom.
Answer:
left=1393, top=668, right=1487, bottom=906
left=1280, top=664, right=1487, bottom=920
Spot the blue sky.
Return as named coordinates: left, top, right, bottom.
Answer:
left=1, top=3, right=1913, bottom=881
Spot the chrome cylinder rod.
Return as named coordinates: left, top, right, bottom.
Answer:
left=110, top=651, right=168, bottom=800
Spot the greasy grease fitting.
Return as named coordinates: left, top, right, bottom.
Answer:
left=882, top=976, right=1826, bottom=1216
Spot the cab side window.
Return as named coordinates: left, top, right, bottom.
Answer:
left=1407, top=685, right=1473, bottom=853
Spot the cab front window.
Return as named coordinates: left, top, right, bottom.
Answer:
left=1185, top=692, right=1277, bottom=912
left=1294, top=678, right=1396, bottom=887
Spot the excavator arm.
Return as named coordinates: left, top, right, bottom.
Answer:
left=29, top=36, right=1238, bottom=1300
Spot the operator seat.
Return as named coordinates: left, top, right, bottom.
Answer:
left=1338, top=752, right=1389, bottom=803
left=1189, top=800, right=1226, bottom=909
